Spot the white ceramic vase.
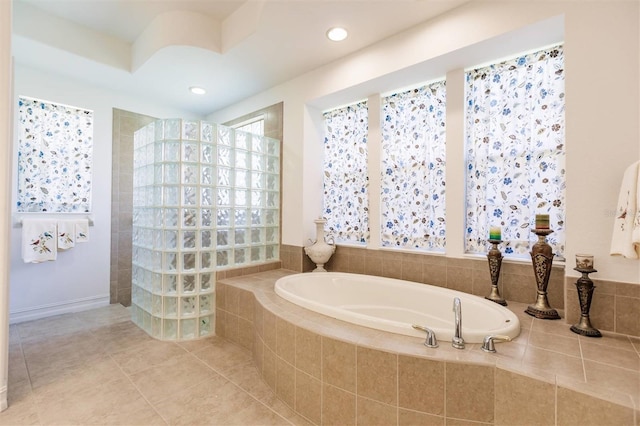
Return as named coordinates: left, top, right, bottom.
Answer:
left=304, top=218, right=335, bottom=272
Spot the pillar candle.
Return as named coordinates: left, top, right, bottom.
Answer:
left=489, top=226, right=501, bottom=240
left=575, top=254, right=594, bottom=269
left=535, top=214, right=550, bottom=229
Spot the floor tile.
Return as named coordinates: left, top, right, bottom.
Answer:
left=110, top=339, right=187, bottom=375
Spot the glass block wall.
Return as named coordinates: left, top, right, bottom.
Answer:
left=131, top=119, right=280, bottom=340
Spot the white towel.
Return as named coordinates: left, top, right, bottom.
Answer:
left=610, top=161, right=640, bottom=259
left=57, top=220, right=76, bottom=250
left=75, top=219, right=89, bottom=243
left=22, top=218, right=57, bottom=263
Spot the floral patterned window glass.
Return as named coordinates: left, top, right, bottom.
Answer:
left=322, top=102, right=369, bottom=244
left=17, top=96, right=94, bottom=212
left=381, top=81, right=447, bottom=251
left=465, top=45, right=565, bottom=258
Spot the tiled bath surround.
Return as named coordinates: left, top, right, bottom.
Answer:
left=217, top=270, right=639, bottom=426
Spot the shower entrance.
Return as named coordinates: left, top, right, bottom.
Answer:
left=131, top=119, right=280, bottom=340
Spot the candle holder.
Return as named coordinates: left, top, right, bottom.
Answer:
left=525, top=228, right=560, bottom=320
left=486, top=239, right=507, bottom=306
left=570, top=267, right=602, bottom=337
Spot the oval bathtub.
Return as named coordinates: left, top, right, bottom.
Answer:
left=274, top=272, right=520, bottom=344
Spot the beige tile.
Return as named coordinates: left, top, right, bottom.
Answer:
left=398, top=355, right=444, bottom=415
left=584, top=360, right=640, bottom=401
left=356, top=347, right=397, bottom=405
left=398, top=409, right=444, bottom=426
left=295, top=370, right=321, bottom=425
left=296, top=327, right=321, bottom=379
left=276, top=358, right=295, bottom=409
left=580, top=340, right=640, bottom=371
left=129, top=353, right=218, bottom=405
left=277, top=317, right=296, bottom=365
left=528, top=329, right=581, bottom=357
left=238, top=318, right=254, bottom=350
left=522, top=346, right=585, bottom=382
left=264, top=308, right=277, bottom=351
left=616, top=296, right=640, bottom=336
left=223, top=360, right=274, bottom=401
left=322, top=337, right=356, bottom=392
left=264, top=346, right=277, bottom=390
left=402, top=259, right=423, bottom=283
left=356, top=396, right=397, bottom=426
left=495, top=368, right=555, bottom=425
left=446, top=266, right=473, bottom=294
left=557, top=386, right=635, bottom=426
left=445, top=362, right=494, bottom=423
left=224, top=311, right=240, bottom=344
left=216, top=282, right=227, bottom=310
left=110, top=339, right=187, bottom=374
left=35, top=376, right=162, bottom=425
left=322, top=384, right=356, bottom=426
left=17, top=315, right=87, bottom=343
left=89, top=320, right=154, bottom=353
left=226, top=285, right=240, bottom=315
left=445, top=418, right=492, bottom=426
left=0, top=386, right=39, bottom=425
left=193, top=338, right=253, bottom=374
left=238, top=289, right=255, bottom=321
left=423, top=264, right=447, bottom=287
left=154, top=375, right=290, bottom=425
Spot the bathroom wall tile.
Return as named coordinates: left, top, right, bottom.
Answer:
left=238, top=290, right=255, bottom=322
left=502, top=272, right=536, bottom=305
left=398, top=355, right=444, bottom=415
left=364, top=254, right=384, bottom=277
left=557, top=386, right=635, bottom=426
left=254, top=299, right=264, bottom=338
left=263, top=309, right=277, bottom=351
left=216, top=283, right=227, bottom=310
left=547, top=268, right=565, bottom=309
left=616, top=281, right=640, bottom=298
left=398, top=409, right=444, bottom=426
left=423, top=264, right=447, bottom=287
left=322, top=337, right=356, bottom=392
left=494, top=368, right=555, bottom=426
left=327, top=250, right=348, bottom=272
left=303, top=252, right=316, bottom=272
left=356, top=396, right=397, bottom=426
left=445, top=418, right=492, bottom=426
left=295, top=370, right=321, bottom=425
left=225, top=286, right=240, bottom=315
left=446, top=266, right=473, bottom=294
left=382, top=253, right=403, bottom=280
left=584, top=360, right=640, bottom=400
left=254, top=334, right=264, bottom=374
left=238, top=318, right=253, bottom=350
left=471, top=268, right=494, bottom=298
left=615, top=296, right=640, bottom=336
left=296, top=327, right=321, bottom=379
left=356, top=347, right=397, bottom=405
left=348, top=254, right=365, bottom=274
left=215, top=310, right=227, bottom=337
left=401, top=259, right=423, bottom=283
left=263, top=346, right=277, bottom=390
left=117, top=288, right=131, bottom=307
left=276, top=358, right=295, bottom=408
left=224, top=312, right=239, bottom=345
left=581, top=340, right=639, bottom=371
left=276, top=317, right=296, bottom=365
left=322, top=384, right=356, bottom=426
left=445, top=362, right=494, bottom=423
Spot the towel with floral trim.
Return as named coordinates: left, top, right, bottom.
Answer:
left=610, top=161, right=640, bottom=259
left=57, top=219, right=76, bottom=250
left=22, top=218, right=57, bottom=263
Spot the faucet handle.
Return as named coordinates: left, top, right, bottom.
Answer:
left=481, top=335, right=512, bottom=353
left=412, top=324, right=439, bottom=348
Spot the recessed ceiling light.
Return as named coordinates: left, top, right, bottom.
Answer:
left=326, top=27, right=348, bottom=42
left=189, top=86, right=206, bottom=95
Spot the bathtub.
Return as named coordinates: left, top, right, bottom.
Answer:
left=274, top=272, right=520, bottom=344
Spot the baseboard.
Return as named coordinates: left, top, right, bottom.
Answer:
left=9, top=295, right=110, bottom=324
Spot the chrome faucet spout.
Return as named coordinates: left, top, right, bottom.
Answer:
left=452, top=297, right=465, bottom=349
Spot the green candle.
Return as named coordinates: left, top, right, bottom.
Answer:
left=489, top=226, right=501, bottom=240
left=535, top=214, right=550, bottom=229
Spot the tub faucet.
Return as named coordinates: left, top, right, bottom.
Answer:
left=452, top=297, right=465, bottom=349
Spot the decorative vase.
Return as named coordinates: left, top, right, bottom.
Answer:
left=304, top=218, right=336, bottom=272
left=525, top=228, right=560, bottom=319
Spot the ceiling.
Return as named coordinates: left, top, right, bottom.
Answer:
left=11, top=0, right=471, bottom=116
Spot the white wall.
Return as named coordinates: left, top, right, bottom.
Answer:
left=9, top=65, right=200, bottom=323
left=209, top=1, right=640, bottom=285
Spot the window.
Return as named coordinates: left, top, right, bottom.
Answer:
left=465, top=45, right=565, bottom=258
left=17, top=97, right=94, bottom=212
left=322, top=102, right=369, bottom=244
left=381, top=81, right=447, bottom=250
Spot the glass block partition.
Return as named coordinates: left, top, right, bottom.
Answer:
left=131, top=119, right=280, bottom=340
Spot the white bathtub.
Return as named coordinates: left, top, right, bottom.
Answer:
left=275, top=272, right=520, bottom=344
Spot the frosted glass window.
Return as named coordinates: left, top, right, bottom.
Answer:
left=17, top=96, right=94, bottom=212
left=322, top=101, right=369, bottom=244
left=465, top=45, right=565, bottom=258
left=381, top=81, right=447, bottom=251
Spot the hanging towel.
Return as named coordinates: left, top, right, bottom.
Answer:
left=75, top=219, right=89, bottom=243
left=610, top=160, right=640, bottom=259
left=57, top=219, right=76, bottom=250
left=22, top=218, right=57, bottom=263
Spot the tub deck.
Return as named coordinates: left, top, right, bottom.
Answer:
left=217, top=269, right=639, bottom=425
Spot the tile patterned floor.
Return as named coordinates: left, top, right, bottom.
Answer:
left=0, top=305, right=311, bottom=426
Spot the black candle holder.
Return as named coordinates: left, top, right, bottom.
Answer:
left=570, top=267, right=602, bottom=337
left=525, top=228, right=560, bottom=319
left=486, top=239, right=507, bottom=306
